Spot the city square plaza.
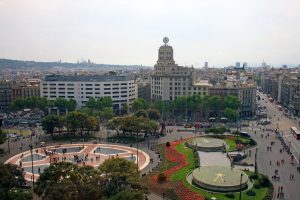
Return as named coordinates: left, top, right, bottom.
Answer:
left=5, top=143, right=150, bottom=182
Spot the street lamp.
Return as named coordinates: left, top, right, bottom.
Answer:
left=7, top=130, right=10, bottom=154
left=136, top=132, right=139, bottom=173
left=239, top=173, right=243, bottom=200
left=29, top=144, right=35, bottom=186
left=147, top=134, right=150, bottom=150
left=255, top=148, right=258, bottom=174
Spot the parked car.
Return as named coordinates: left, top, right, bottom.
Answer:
left=240, top=131, right=251, bottom=138
left=184, top=124, right=193, bottom=128
left=200, top=123, right=212, bottom=128
left=241, top=123, right=249, bottom=127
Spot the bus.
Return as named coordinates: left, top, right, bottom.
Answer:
left=290, top=127, right=300, bottom=139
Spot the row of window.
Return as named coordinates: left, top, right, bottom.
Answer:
left=45, top=87, right=132, bottom=91
left=43, top=83, right=130, bottom=86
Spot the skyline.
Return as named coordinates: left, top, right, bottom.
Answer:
left=0, top=0, right=300, bottom=67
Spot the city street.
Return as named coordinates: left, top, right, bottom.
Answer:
left=258, top=92, right=300, bottom=164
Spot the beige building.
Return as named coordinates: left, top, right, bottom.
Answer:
left=151, top=38, right=211, bottom=101
left=12, top=79, right=40, bottom=101
left=209, top=77, right=257, bottom=118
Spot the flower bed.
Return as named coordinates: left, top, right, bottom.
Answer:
left=164, top=140, right=189, bottom=177
left=149, top=139, right=205, bottom=200
left=176, top=182, right=205, bottom=200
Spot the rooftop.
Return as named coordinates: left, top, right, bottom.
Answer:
left=44, top=74, right=135, bottom=82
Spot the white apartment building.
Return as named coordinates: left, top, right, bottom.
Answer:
left=40, top=74, right=137, bottom=110
left=151, top=38, right=211, bottom=101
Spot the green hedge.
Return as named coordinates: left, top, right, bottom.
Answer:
left=205, top=127, right=231, bottom=134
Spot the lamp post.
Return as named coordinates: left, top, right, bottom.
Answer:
left=239, top=173, right=243, bottom=200
left=29, top=144, right=35, bottom=186
left=7, top=130, right=10, bottom=154
left=147, top=134, right=150, bottom=150
left=255, top=148, right=258, bottom=174
left=136, top=132, right=139, bottom=173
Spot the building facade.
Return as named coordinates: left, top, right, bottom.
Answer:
left=0, top=81, right=12, bottom=110
left=40, top=74, right=137, bottom=110
left=151, top=38, right=211, bottom=101
left=12, top=80, right=40, bottom=100
left=209, top=81, right=256, bottom=117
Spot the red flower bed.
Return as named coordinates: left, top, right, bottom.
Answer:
left=164, top=140, right=188, bottom=177
left=150, top=139, right=205, bottom=200
left=176, top=182, right=205, bottom=200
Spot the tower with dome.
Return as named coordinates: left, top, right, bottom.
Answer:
left=151, top=37, right=212, bottom=101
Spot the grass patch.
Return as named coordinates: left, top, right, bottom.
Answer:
left=5, top=128, right=32, bottom=136
left=223, top=138, right=237, bottom=151
left=171, top=142, right=195, bottom=181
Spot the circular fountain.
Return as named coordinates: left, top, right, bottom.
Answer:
left=191, top=166, right=249, bottom=192
left=186, top=137, right=226, bottom=152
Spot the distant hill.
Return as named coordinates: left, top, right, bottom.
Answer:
left=0, top=58, right=150, bottom=70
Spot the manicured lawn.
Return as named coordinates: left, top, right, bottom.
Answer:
left=5, top=128, right=32, bottom=136
left=171, top=141, right=271, bottom=200
left=224, top=138, right=237, bottom=151
left=223, top=136, right=253, bottom=152
left=171, top=143, right=195, bottom=181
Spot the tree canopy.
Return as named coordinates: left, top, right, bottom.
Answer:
left=0, top=163, right=30, bottom=200
left=34, top=158, right=145, bottom=200
left=224, top=95, right=241, bottom=110
left=10, top=96, right=49, bottom=111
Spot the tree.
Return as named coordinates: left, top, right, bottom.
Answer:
left=224, top=108, right=239, bottom=122
left=0, top=129, right=6, bottom=144
left=85, top=97, right=98, bottom=110
left=66, top=99, right=77, bottom=112
left=99, top=158, right=145, bottom=199
left=34, top=162, right=104, bottom=200
left=107, top=117, right=122, bottom=135
left=109, top=189, right=143, bottom=200
left=121, top=104, right=129, bottom=115
left=224, top=96, right=241, bottom=110
left=134, top=109, right=148, bottom=118
left=132, top=99, right=148, bottom=112
left=86, top=116, right=98, bottom=133
left=147, top=109, right=160, bottom=120
left=151, top=100, right=168, bottom=119
left=10, top=96, right=50, bottom=111
left=208, top=96, right=222, bottom=117
left=34, top=159, right=145, bottom=200
left=41, top=114, right=63, bottom=137
left=99, top=107, right=114, bottom=122
left=0, top=163, right=28, bottom=200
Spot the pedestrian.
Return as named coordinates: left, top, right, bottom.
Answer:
left=270, top=160, right=272, bottom=165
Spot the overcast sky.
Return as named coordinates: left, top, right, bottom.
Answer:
left=0, top=0, right=299, bottom=67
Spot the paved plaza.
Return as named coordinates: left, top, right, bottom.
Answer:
left=5, top=143, right=150, bottom=182
left=198, top=151, right=231, bottom=167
